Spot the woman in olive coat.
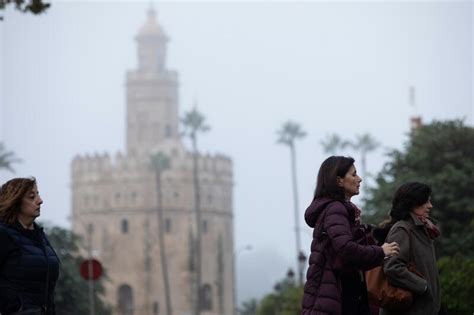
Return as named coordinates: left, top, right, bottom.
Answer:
left=380, top=182, right=441, bottom=315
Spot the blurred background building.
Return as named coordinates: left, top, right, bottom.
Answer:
left=71, top=8, right=234, bottom=315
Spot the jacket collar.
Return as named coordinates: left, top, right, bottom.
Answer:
left=13, top=220, right=44, bottom=236
left=409, top=212, right=425, bottom=226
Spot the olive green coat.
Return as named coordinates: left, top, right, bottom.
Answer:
left=379, top=213, right=440, bottom=315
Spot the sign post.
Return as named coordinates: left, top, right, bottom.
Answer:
left=80, top=258, right=103, bottom=315
left=79, top=224, right=103, bottom=315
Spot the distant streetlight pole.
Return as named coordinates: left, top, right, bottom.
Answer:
left=286, top=268, right=295, bottom=286
left=298, top=251, right=307, bottom=286
left=233, top=245, right=253, bottom=315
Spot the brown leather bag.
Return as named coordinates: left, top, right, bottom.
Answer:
left=365, top=262, right=422, bottom=311
left=365, top=227, right=423, bottom=311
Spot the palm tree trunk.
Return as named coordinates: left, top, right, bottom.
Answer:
left=217, top=234, right=225, bottom=315
left=361, top=152, right=367, bottom=194
left=290, top=144, right=303, bottom=285
left=144, top=219, right=151, bottom=314
left=188, top=228, right=197, bottom=313
left=192, top=134, right=202, bottom=315
left=156, top=172, right=173, bottom=315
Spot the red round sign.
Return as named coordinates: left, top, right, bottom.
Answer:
left=80, top=259, right=103, bottom=281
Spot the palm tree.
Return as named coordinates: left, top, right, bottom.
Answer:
left=320, top=133, right=350, bottom=155
left=181, top=107, right=210, bottom=315
left=150, top=152, right=173, bottom=315
left=349, top=133, right=379, bottom=188
left=0, top=142, right=20, bottom=172
left=216, top=234, right=224, bottom=315
left=276, top=121, right=306, bottom=285
left=187, top=228, right=197, bottom=311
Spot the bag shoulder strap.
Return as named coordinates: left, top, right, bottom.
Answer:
left=316, top=201, right=341, bottom=239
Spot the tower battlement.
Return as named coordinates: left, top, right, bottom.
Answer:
left=71, top=152, right=142, bottom=177
left=72, top=150, right=232, bottom=181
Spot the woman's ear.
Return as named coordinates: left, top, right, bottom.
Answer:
left=336, top=176, right=344, bottom=187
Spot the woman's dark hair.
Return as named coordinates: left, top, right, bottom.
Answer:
left=0, top=177, right=37, bottom=225
left=390, top=182, right=432, bottom=221
left=313, top=156, right=355, bottom=201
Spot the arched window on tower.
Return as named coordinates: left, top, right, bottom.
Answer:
left=153, top=302, right=159, bottom=315
left=87, top=223, right=94, bottom=234
left=121, top=219, right=129, bottom=234
left=118, top=284, right=134, bottom=315
left=202, top=220, right=208, bottom=234
left=199, top=284, right=212, bottom=311
left=165, top=218, right=172, bottom=233
left=165, top=125, right=172, bottom=138
left=152, top=122, right=160, bottom=140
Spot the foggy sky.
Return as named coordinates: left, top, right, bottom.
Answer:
left=1, top=0, right=472, bottom=304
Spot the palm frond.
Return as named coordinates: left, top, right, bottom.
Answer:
left=276, top=121, right=306, bottom=147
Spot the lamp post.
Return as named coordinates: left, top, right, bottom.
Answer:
left=233, top=245, right=253, bottom=315
left=286, top=268, right=295, bottom=287
left=298, top=251, right=307, bottom=286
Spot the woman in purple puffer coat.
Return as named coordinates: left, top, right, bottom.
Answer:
left=301, top=156, right=400, bottom=315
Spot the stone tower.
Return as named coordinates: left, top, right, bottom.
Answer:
left=71, top=8, right=234, bottom=315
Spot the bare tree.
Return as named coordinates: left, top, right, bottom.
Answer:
left=150, top=152, right=173, bottom=315
left=276, top=121, right=306, bottom=285
left=181, top=107, right=210, bottom=315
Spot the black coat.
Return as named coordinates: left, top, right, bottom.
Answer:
left=0, top=222, right=59, bottom=315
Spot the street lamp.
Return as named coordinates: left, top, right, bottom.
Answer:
left=286, top=268, right=295, bottom=286
left=298, top=251, right=307, bottom=286
left=234, top=244, right=253, bottom=315
left=273, top=283, right=282, bottom=293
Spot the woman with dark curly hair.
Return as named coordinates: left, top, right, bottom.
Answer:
left=380, top=182, right=441, bottom=315
left=0, top=177, right=59, bottom=315
left=302, top=156, right=400, bottom=315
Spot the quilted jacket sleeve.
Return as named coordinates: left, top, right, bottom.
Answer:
left=324, top=202, right=384, bottom=269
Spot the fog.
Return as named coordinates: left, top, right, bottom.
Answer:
left=1, top=0, right=472, bottom=305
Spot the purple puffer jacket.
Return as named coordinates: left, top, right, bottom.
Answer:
left=301, top=197, right=384, bottom=315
